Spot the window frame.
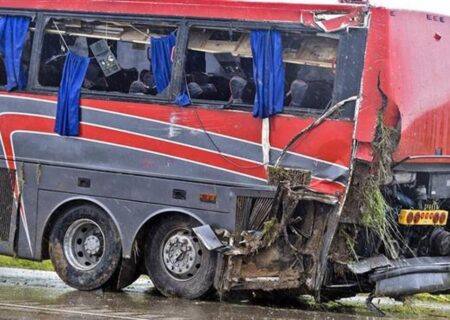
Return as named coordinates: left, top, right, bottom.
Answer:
left=0, top=10, right=37, bottom=92
left=179, top=20, right=343, bottom=117
left=29, top=12, right=185, bottom=104
left=17, top=11, right=364, bottom=120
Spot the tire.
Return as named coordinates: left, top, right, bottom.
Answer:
left=49, top=203, right=122, bottom=291
left=145, top=215, right=217, bottom=299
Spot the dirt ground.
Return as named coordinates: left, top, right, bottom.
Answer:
left=0, top=267, right=449, bottom=319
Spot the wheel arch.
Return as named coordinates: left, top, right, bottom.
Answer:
left=40, top=196, right=122, bottom=260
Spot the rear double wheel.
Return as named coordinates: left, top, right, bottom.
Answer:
left=145, top=215, right=217, bottom=299
left=49, top=204, right=122, bottom=291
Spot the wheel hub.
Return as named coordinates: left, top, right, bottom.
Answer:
left=162, top=232, right=202, bottom=280
left=84, top=235, right=101, bottom=255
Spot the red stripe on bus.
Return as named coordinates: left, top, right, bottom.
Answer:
left=7, top=93, right=354, bottom=169
left=0, top=113, right=345, bottom=195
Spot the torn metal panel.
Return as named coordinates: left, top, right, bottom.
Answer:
left=192, top=225, right=225, bottom=251
left=313, top=8, right=368, bottom=32
left=375, top=272, right=450, bottom=298
left=370, top=257, right=450, bottom=297
left=348, top=255, right=392, bottom=274
left=355, top=8, right=391, bottom=151
left=344, top=256, right=450, bottom=298
left=216, top=178, right=339, bottom=295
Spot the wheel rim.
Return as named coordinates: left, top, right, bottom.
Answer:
left=63, top=219, right=105, bottom=271
left=162, top=229, right=203, bottom=280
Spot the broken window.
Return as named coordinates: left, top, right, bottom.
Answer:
left=0, top=16, right=34, bottom=90
left=186, top=27, right=337, bottom=111
left=186, top=27, right=255, bottom=104
left=283, top=34, right=337, bottom=110
left=38, top=18, right=176, bottom=96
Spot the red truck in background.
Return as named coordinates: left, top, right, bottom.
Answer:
left=0, top=0, right=448, bottom=309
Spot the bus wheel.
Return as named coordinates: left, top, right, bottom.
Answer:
left=144, top=215, right=217, bottom=299
left=48, top=204, right=122, bottom=291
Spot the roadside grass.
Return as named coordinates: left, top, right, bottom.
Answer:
left=414, top=293, right=450, bottom=303
left=0, top=255, right=53, bottom=271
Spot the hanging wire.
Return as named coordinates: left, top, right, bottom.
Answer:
left=52, top=20, right=70, bottom=52
left=193, top=107, right=267, bottom=169
left=274, top=95, right=358, bottom=167
left=194, top=96, right=359, bottom=170
left=129, top=23, right=151, bottom=38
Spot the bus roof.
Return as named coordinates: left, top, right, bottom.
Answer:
left=0, top=0, right=367, bottom=23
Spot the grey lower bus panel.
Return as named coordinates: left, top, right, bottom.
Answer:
left=35, top=194, right=232, bottom=261
left=32, top=164, right=242, bottom=260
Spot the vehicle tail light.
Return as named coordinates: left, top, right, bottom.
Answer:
left=433, top=212, right=440, bottom=224
left=399, top=209, right=448, bottom=226
left=439, top=212, right=447, bottom=224
left=413, top=212, right=421, bottom=224
left=406, top=211, right=414, bottom=224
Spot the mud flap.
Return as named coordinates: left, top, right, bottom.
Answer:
left=109, top=257, right=141, bottom=291
left=106, top=241, right=141, bottom=291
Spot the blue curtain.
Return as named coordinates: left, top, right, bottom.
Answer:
left=250, top=30, right=285, bottom=118
left=175, top=85, right=191, bottom=107
left=54, top=52, right=89, bottom=136
left=151, top=33, right=190, bottom=106
left=0, top=16, right=31, bottom=91
left=151, top=33, right=176, bottom=93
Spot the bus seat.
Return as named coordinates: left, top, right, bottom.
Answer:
left=188, top=81, right=217, bottom=100
left=289, top=79, right=308, bottom=108
left=188, top=82, right=203, bottom=98
left=229, top=75, right=247, bottom=104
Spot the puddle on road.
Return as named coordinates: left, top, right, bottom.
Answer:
left=0, top=268, right=449, bottom=319
left=0, top=284, right=367, bottom=320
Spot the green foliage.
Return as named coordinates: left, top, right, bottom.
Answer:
left=361, top=178, right=387, bottom=229
left=373, top=112, right=399, bottom=184
left=361, top=177, right=398, bottom=259
left=261, top=217, right=279, bottom=247
left=340, top=228, right=358, bottom=262
left=359, top=109, right=401, bottom=259
left=414, top=293, right=450, bottom=303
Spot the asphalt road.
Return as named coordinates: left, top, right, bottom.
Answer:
left=0, top=267, right=448, bottom=320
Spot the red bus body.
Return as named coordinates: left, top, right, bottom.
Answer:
left=0, top=0, right=449, bottom=302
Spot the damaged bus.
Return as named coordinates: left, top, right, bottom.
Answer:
left=0, top=0, right=449, bottom=307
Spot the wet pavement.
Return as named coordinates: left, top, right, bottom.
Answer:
left=0, top=267, right=449, bottom=320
